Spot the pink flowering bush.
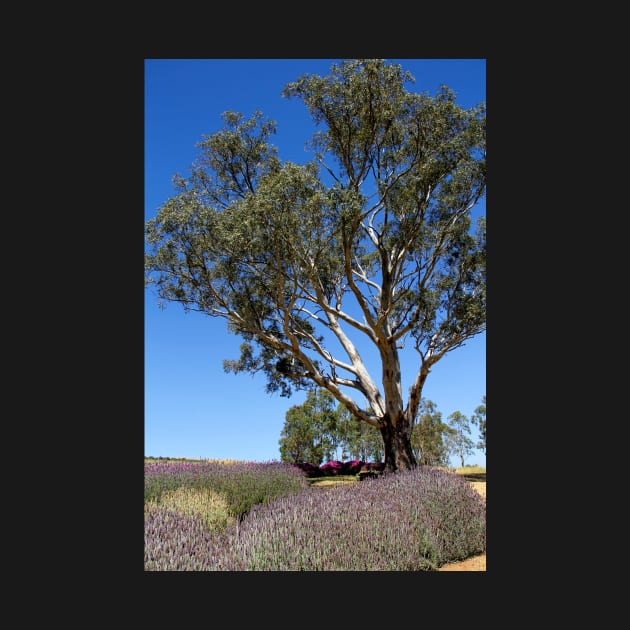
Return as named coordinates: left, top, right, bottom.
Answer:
left=293, top=462, right=321, bottom=478
left=319, top=460, right=345, bottom=476
left=293, top=459, right=384, bottom=477
left=341, top=459, right=363, bottom=475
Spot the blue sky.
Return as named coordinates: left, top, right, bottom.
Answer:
left=145, top=58, right=486, bottom=467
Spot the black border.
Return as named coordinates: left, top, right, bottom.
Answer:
left=60, top=48, right=548, bottom=599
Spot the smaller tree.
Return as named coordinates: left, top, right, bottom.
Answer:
left=471, top=394, right=486, bottom=454
left=337, top=405, right=384, bottom=462
left=445, top=410, right=475, bottom=468
left=411, top=399, right=452, bottom=467
left=278, top=404, right=322, bottom=465
left=278, top=389, right=339, bottom=465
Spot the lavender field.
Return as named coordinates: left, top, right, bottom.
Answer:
left=144, top=459, right=486, bottom=571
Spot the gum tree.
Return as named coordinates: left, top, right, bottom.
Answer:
left=445, top=411, right=475, bottom=468
left=145, top=59, right=486, bottom=472
left=411, top=399, right=452, bottom=467
left=336, top=405, right=384, bottom=463
left=472, top=394, right=486, bottom=454
left=279, top=389, right=340, bottom=465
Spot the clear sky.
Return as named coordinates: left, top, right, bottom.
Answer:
left=145, top=58, right=486, bottom=467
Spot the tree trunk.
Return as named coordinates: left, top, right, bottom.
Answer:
left=376, top=335, right=418, bottom=472
left=380, top=414, right=417, bottom=472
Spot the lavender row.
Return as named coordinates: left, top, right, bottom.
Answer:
left=144, top=466, right=486, bottom=571
left=144, top=460, right=310, bottom=520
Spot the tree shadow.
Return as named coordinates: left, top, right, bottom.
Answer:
left=460, top=472, right=486, bottom=482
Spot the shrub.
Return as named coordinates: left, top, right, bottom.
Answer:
left=146, top=486, right=235, bottom=532
left=144, top=506, right=243, bottom=571
left=319, top=460, right=345, bottom=476
left=145, top=466, right=485, bottom=571
left=341, top=459, right=363, bottom=475
left=144, top=460, right=311, bottom=520
left=227, top=467, right=485, bottom=570
left=293, top=462, right=321, bottom=478
left=292, top=460, right=383, bottom=478
left=360, top=461, right=385, bottom=472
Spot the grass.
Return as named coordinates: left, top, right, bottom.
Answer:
left=307, top=474, right=360, bottom=487
left=452, top=465, right=486, bottom=482
left=145, top=486, right=236, bottom=531
left=454, top=464, right=486, bottom=474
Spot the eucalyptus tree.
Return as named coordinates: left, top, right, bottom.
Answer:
left=278, top=401, right=321, bottom=465
left=145, top=59, right=486, bottom=471
left=411, top=399, right=452, bottom=467
left=472, top=394, right=486, bottom=454
left=445, top=411, right=475, bottom=468
left=279, top=389, right=339, bottom=465
left=336, top=404, right=384, bottom=462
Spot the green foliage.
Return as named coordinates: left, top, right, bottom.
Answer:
left=471, top=394, right=486, bottom=453
left=411, top=399, right=452, bottom=466
left=278, top=389, right=341, bottom=465
left=335, top=404, right=384, bottom=461
left=145, top=59, right=485, bottom=471
left=445, top=410, right=475, bottom=468
left=279, top=391, right=385, bottom=464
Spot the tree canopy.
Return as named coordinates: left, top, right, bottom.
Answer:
left=278, top=389, right=339, bottom=465
left=279, top=389, right=384, bottom=465
left=472, top=394, right=486, bottom=454
left=411, top=399, right=452, bottom=467
left=445, top=411, right=475, bottom=468
left=145, top=59, right=486, bottom=471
